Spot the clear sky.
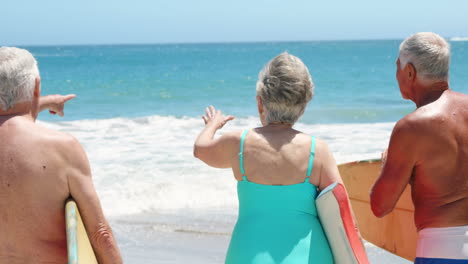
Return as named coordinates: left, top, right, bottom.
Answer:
left=2, top=0, right=468, bottom=45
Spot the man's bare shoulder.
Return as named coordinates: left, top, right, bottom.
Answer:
left=412, top=90, right=468, bottom=119
left=20, top=122, right=85, bottom=163
left=396, top=106, right=443, bottom=137
left=33, top=122, right=79, bottom=146
left=33, top=122, right=90, bottom=177
left=400, top=91, right=468, bottom=134
left=446, top=90, right=468, bottom=102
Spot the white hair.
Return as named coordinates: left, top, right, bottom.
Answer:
left=0, top=47, right=39, bottom=111
left=399, top=32, right=450, bottom=81
left=256, top=52, right=314, bottom=125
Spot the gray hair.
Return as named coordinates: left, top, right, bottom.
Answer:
left=256, top=52, right=314, bottom=125
left=0, top=47, right=39, bottom=110
left=399, top=32, right=450, bottom=81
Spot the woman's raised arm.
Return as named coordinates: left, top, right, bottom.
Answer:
left=194, top=105, right=237, bottom=168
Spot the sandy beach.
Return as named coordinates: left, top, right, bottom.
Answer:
left=112, top=212, right=411, bottom=264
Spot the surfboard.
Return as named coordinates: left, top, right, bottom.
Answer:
left=65, top=198, right=98, bottom=264
left=316, top=182, right=370, bottom=264
left=338, top=159, right=418, bottom=262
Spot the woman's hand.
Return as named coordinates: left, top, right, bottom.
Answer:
left=194, top=106, right=237, bottom=168
left=202, top=105, right=235, bottom=129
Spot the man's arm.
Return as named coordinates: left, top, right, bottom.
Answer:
left=65, top=137, right=123, bottom=264
left=39, top=94, right=76, bottom=116
left=370, top=118, right=419, bottom=217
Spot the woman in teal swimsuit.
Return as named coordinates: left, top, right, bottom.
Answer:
left=194, top=52, right=343, bottom=264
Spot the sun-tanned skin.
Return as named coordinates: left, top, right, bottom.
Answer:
left=370, top=58, right=468, bottom=231
left=0, top=78, right=122, bottom=263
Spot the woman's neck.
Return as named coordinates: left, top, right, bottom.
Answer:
left=265, top=122, right=293, bottom=128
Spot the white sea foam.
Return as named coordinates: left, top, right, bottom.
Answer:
left=450, top=37, right=468, bottom=42
left=41, top=116, right=394, bottom=217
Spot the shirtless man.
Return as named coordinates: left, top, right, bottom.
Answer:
left=0, top=47, right=122, bottom=264
left=370, top=33, right=468, bottom=263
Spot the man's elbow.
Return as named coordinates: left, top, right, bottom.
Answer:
left=89, top=223, right=122, bottom=262
left=91, top=225, right=112, bottom=246
left=371, top=205, right=389, bottom=218
left=370, top=198, right=392, bottom=218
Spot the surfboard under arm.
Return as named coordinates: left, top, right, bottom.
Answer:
left=317, top=182, right=370, bottom=264
left=65, top=198, right=98, bottom=264
left=338, top=159, right=418, bottom=261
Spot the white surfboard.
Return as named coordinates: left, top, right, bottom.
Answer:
left=65, top=199, right=98, bottom=264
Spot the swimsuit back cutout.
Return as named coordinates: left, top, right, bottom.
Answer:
left=238, top=129, right=317, bottom=184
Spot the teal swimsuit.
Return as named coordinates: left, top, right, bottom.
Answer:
left=225, top=130, right=334, bottom=264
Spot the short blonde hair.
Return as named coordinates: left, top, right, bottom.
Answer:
left=256, top=52, right=314, bottom=124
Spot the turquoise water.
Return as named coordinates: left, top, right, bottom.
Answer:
left=27, top=40, right=468, bottom=124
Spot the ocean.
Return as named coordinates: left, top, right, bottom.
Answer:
left=24, top=40, right=468, bottom=263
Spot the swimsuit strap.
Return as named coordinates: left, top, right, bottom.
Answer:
left=305, top=136, right=317, bottom=183
left=239, top=129, right=249, bottom=181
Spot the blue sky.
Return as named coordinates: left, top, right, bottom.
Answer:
left=2, top=0, right=468, bottom=45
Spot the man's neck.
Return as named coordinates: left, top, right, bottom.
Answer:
left=0, top=102, right=35, bottom=121
left=414, top=81, right=450, bottom=108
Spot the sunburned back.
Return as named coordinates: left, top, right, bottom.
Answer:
left=0, top=116, right=70, bottom=263
left=411, top=90, right=468, bottom=230
left=231, top=127, right=322, bottom=187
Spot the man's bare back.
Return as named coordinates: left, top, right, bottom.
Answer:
left=0, top=47, right=122, bottom=264
left=0, top=116, right=73, bottom=263
left=401, top=90, right=468, bottom=230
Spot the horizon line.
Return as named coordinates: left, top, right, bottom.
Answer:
left=6, top=35, right=466, bottom=48
left=7, top=37, right=406, bottom=48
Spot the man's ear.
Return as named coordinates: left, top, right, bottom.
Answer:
left=34, top=76, right=41, bottom=97
left=407, top=63, right=416, bottom=81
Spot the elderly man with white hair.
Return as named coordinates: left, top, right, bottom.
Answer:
left=371, top=32, right=468, bottom=263
left=0, top=47, right=122, bottom=264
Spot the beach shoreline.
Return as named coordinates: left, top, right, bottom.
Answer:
left=111, top=212, right=412, bottom=264
left=42, top=117, right=410, bottom=263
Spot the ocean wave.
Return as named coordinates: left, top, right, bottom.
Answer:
left=450, top=37, right=468, bottom=42
left=40, top=115, right=394, bottom=217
